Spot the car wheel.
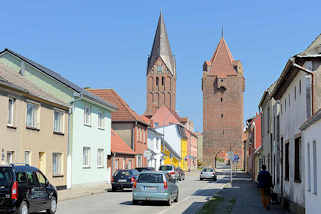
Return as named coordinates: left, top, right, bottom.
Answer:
left=132, top=200, right=138, bottom=205
left=200, top=178, right=203, bottom=181
left=167, top=197, right=172, bottom=206
left=174, top=191, right=179, bottom=202
left=18, top=201, right=29, bottom=214
left=47, top=196, right=57, bottom=214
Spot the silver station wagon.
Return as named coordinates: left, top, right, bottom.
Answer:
left=132, top=171, right=179, bottom=206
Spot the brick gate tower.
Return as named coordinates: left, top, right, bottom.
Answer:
left=202, top=35, right=245, bottom=167
left=145, top=12, right=176, bottom=117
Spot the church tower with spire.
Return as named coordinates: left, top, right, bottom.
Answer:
left=145, top=12, right=176, bottom=117
left=202, top=35, right=245, bottom=167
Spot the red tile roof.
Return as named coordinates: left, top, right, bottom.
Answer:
left=208, top=37, right=236, bottom=77
left=111, top=129, right=136, bottom=154
left=87, top=89, right=148, bottom=125
left=151, top=105, right=182, bottom=127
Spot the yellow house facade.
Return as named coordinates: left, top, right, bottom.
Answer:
left=180, top=138, right=188, bottom=171
left=161, top=144, right=180, bottom=168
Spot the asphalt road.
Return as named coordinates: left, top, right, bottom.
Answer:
left=54, top=169, right=226, bottom=214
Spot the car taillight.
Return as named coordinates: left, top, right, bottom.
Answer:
left=133, top=181, right=137, bottom=189
left=163, top=181, right=168, bottom=189
left=11, top=181, right=18, bottom=200
left=111, top=177, right=114, bottom=182
left=131, top=177, right=136, bottom=183
left=169, top=171, right=175, bottom=175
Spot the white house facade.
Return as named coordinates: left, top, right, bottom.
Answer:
left=300, top=109, right=321, bottom=214
left=147, top=128, right=163, bottom=170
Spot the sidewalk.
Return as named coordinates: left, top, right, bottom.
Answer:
left=217, top=170, right=288, bottom=214
left=58, top=183, right=111, bottom=201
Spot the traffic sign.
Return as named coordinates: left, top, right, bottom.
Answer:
left=227, top=152, right=234, bottom=160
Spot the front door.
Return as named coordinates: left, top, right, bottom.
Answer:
left=35, top=171, right=50, bottom=210
left=39, top=152, right=46, bottom=175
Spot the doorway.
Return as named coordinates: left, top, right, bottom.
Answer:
left=39, top=152, right=46, bottom=174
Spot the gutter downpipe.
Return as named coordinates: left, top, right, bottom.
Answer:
left=67, top=92, right=83, bottom=189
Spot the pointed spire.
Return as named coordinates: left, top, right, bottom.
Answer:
left=147, top=12, right=176, bottom=76
left=208, top=37, right=236, bottom=76
left=221, top=25, right=224, bottom=39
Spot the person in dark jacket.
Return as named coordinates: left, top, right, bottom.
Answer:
left=257, top=165, right=272, bottom=210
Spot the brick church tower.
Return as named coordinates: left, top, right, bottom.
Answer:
left=202, top=36, right=245, bottom=167
left=145, top=13, right=176, bottom=117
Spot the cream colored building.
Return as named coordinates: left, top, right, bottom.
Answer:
left=0, top=64, right=69, bottom=189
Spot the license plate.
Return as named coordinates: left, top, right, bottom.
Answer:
left=145, top=186, right=157, bottom=191
left=118, top=179, right=127, bottom=182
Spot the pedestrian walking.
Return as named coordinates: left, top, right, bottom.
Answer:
left=257, top=165, right=273, bottom=210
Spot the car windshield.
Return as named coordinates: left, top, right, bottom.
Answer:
left=137, top=173, right=163, bottom=183
left=202, top=168, right=214, bottom=172
left=159, top=166, right=172, bottom=171
left=0, top=168, right=12, bottom=187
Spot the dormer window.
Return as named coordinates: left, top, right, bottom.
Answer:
left=157, top=65, right=162, bottom=73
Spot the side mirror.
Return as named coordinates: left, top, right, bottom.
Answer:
left=45, top=180, right=49, bottom=186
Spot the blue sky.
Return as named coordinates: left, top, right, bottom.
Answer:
left=1, top=1, right=320, bottom=132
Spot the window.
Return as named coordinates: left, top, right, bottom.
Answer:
left=221, top=114, right=223, bottom=118
left=307, top=143, right=311, bottom=192
left=294, top=137, right=301, bottom=182
left=288, top=95, right=290, bottom=107
left=157, top=65, right=162, bottom=72
left=97, top=149, right=104, bottom=168
left=83, top=147, right=91, bottom=168
left=16, top=172, right=27, bottom=184
left=84, top=105, right=91, bottom=126
left=281, top=104, right=283, bottom=114
left=285, top=142, right=289, bottom=181
left=98, top=112, right=104, bottom=129
left=221, top=97, right=223, bottom=102
left=154, top=122, right=159, bottom=127
left=26, top=172, right=36, bottom=185
left=156, top=77, right=159, bottom=86
left=162, top=77, right=165, bottom=87
left=267, top=107, right=270, bottom=134
left=115, top=159, right=119, bottom=170
left=313, top=141, right=317, bottom=194
left=123, top=159, right=125, bottom=169
left=128, top=160, right=132, bottom=169
left=24, top=151, right=31, bottom=165
left=137, top=155, right=142, bottom=167
left=26, top=103, right=39, bottom=129
left=294, top=86, right=296, bottom=100
left=299, top=80, right=302, bottom=95
left=8, top=98, right=15, bottom=126
left=7, top=151, right=14, bottom=164
left=54, top=110, right=64, bottom=133
left=285, top=99, right=286, bottom=112
left=52, top=153, right=63, bottom=176
left=36, top=171, right=46, bottom=185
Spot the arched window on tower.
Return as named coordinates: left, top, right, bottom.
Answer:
left=156, top=77, right=159, bottom=87
left=162, top=77, right=165, bottom=88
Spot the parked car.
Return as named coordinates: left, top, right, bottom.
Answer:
left=175, top=167, right=185, bottom=181
left=200, top=168, right=217, bottom=181
left=0, top=163, right=57, bottom=214
left=159, top=165, right=178, bottom=180
left=135, top=167, right=155, bottom=172
left=132, top=171, right=179, bottom=206
left=111, top=169, right=140, bottom=191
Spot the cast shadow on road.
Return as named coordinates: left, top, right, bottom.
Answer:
left=120, top=200, right=167, bottom=207
left=181, top=202, right=206, bottom=214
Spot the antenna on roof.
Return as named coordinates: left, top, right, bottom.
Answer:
left=221, top=25, right=224, bottom=38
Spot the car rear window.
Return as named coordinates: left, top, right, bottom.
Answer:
left=202, top=168, right=214, bottom=172
left=137, top=173, right=163, bottom=183
left=159, top=166, right=172, bottom=171
left=130, top=169, right=139, bottom=175
left=115, top=170, right=130, bottom=177
left=0, top=168, right=12, bottom=187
